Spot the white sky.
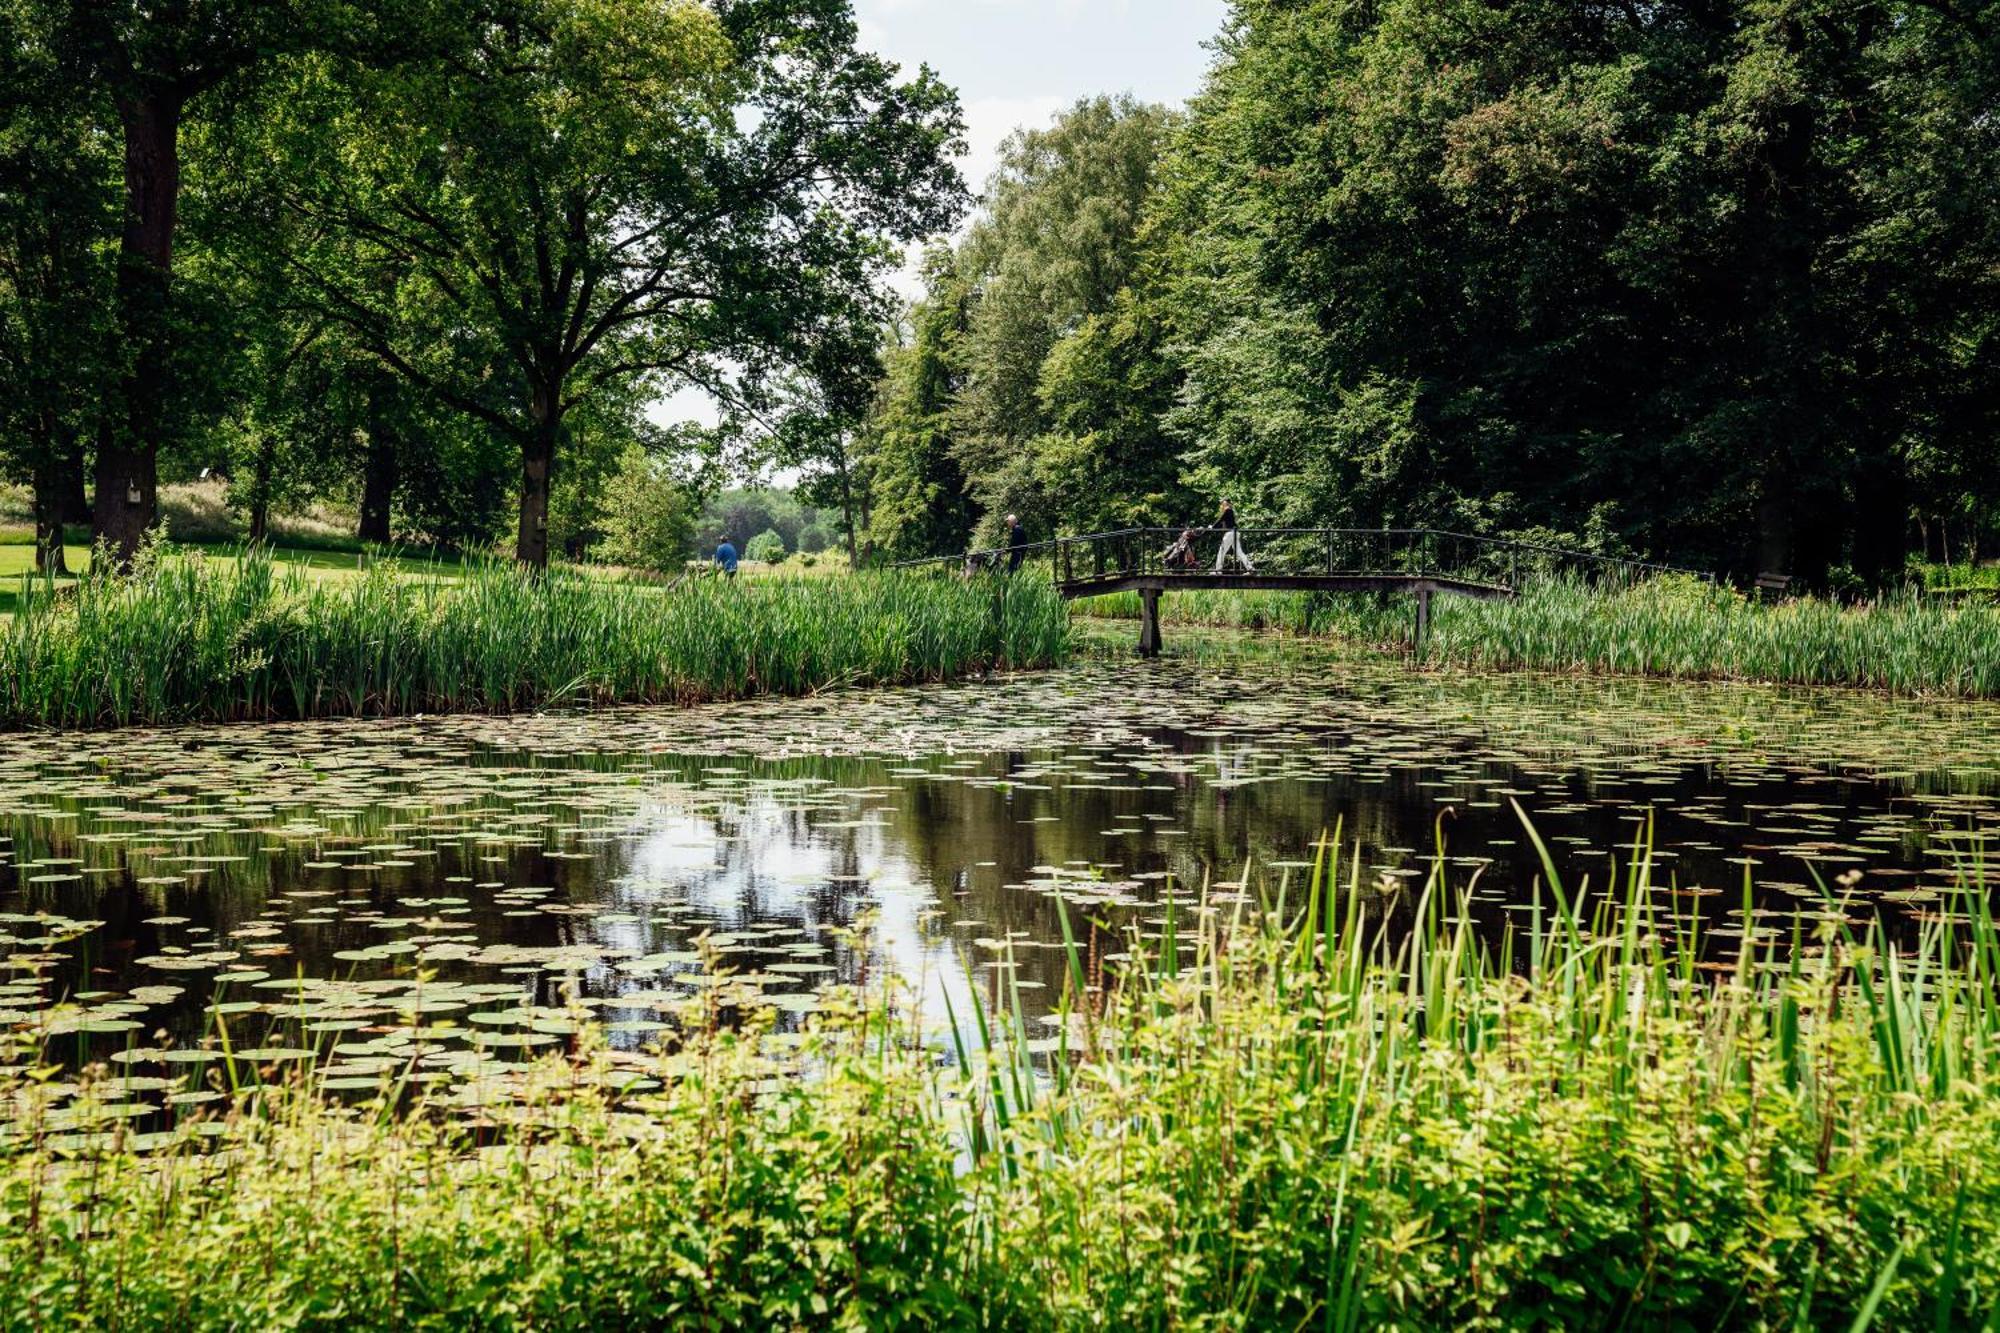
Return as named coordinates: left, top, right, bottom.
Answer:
left=656, top=0, right=1230, bottom=436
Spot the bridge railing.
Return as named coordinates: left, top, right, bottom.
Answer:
left=894, top=526, right=1707, bottom=592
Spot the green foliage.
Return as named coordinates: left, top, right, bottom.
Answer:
left=0, top=550, right=1068, bottom=727
left=950, top=95, right=1178, bottom=534
left=0, top=1012, right=975, bottom=1330
left=1083, top=575, right=2000, bottom=696
left=953, top=835, right=2000, bottom=1328
left=849, top=2, right=2000, bottom=585
left=744, top=527, right=787, bottom=564
left=1161, top=0, right=2000, bottom=580
left=701, top=487, right=829, bottom=559
left=859, top=96, right=1180, bottom=554
left=860, top=250, right=979, bottom=560
left=594, top=444, right=696, bottom=572
left=0, top=0, right=118, bottom=567
left=240, top=0, right=965, bottom=565
left=8, top=835, right=2000, bottom=1327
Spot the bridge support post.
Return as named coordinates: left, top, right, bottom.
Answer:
left=1137, top=588, right=1162, bottom=658
left=1413, top=585, right=1431, bottom=658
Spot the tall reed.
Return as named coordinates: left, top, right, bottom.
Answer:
left=0, top=550, right=1069, bottom=728
left=1080, top=575, right=2000, bottom=696
left=950, top=818, right=2000, bottom=1327
left=1422, top=575, right=2000, bottom=695
left=5, top=819, right=1997, bottom=1328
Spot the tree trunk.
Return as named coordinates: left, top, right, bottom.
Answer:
left=30, top=419, right=70, bottom=576
left=835, top=443, right=860, bottom=570
left=358, top=409, right=397, bottom=545
left=1849, top=450, right=1909, bottom=588
left=515, top=382, right=559, bottom=568
left=57, top=440, right=87, bottom=523
left=247, top=434, right=276, bottom=543
left=95, top=91, right=182, bottom=568
left=93, top=425, right=157, bottom=566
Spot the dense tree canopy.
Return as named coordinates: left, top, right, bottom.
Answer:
left=0, top=0, right=961, bottom=567
left=4, top=0, right=1998, bottom=585
left=855, top=1, right=2000, bottom=585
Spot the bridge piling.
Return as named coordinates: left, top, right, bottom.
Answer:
left=1137, top=588, right=1162, bottom=657
left=1414, top=585, right=1431, bottom=658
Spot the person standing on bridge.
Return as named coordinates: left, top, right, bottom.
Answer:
left=1005, top=513, right=1028, bottom=574
left=1213, top=499, right=1255, bottom=573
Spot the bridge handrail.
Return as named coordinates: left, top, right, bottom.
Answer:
left=892, top=525, right=1710, bottom=583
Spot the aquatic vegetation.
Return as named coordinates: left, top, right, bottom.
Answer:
left=4, top=647, right=2000, bottom=1324
left=1079, top=576, right=2000, bottom=696
left=1422, top=576, right=2000, bottom=696
left=4, top=831, right=1999, bottom=1329
left=6, top=648, right=2000, bottom=1063
left=0, top=551, right=1068, bottom=728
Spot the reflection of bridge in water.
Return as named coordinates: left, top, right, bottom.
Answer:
left=903, top=526, right=1706, bottom=656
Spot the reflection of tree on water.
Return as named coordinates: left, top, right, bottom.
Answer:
left=8, top=656, right=2000, bottom=1064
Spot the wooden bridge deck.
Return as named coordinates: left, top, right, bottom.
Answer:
left=1060, top=572, right=1514, bottom=657
left=897, top=525, right=1707, bottom=658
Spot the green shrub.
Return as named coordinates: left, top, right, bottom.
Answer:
left=745, top=527, right=787, bottom=564
left=594, top=444, right=697, bottom=571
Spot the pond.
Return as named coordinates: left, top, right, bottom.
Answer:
left=5, top=633, right=1998, bottom=1096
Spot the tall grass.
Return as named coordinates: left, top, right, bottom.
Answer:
left=1423, top=575, right=2000, bottom=695
left=1080, top=575, right=2000, bottom=696
left=0, top=550, right=1069, bottom=728
left=6, top=821, right=1999, bottom=1328
left=1071, top=586, right=1343, bottom=633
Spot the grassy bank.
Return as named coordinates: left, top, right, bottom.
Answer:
left=0, top=551, right=1067, bottom=728
left=5, top=829, right=1999, bottom=1328
left=1077, top=575, right=2000, bottom=696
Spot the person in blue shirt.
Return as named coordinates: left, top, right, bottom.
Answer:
left=714, top=539, right=738, bottom=577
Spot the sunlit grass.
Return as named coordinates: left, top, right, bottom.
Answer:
left=1423, top=575, right=2000, bottom=695
left=0, top=549, right=1069, bottom=728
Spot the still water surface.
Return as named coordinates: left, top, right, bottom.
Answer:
left=5, top=639, right=1997, bottom=1076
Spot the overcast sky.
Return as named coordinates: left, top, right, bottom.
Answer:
left=659, top=0, right=1229, bottom=432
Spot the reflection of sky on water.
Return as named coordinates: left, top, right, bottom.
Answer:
left=6, top=647, right=2000, bottom=1064
left=626, top=785, right=980, bottom=1031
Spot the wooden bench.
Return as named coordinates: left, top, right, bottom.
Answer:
left=1753, top=571, right=1792, bottom=601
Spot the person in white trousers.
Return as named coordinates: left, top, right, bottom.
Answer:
left=1213, top=499, right=1254, bottom=572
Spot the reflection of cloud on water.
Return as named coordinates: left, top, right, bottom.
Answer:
left=622, top=786, right=977, bottom=1030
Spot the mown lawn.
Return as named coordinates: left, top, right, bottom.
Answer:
left=0, top=534, right=509, bottom=616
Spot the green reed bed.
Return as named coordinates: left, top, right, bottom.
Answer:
left=0, top=551, right=1068, bottom=728
left=6, top=822, right=2000, bottom=1329
left=1421, top=575, right=2000, bottom=696
left=1080, top=575, right=2000, bottom=696
left=1072, top=585, right=1346, bottom=633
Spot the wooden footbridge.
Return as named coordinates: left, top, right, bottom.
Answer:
left=900, top=526, right=1701, bottom=656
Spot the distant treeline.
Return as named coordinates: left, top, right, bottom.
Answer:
left=856, top=4, right=2000, bottom=587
